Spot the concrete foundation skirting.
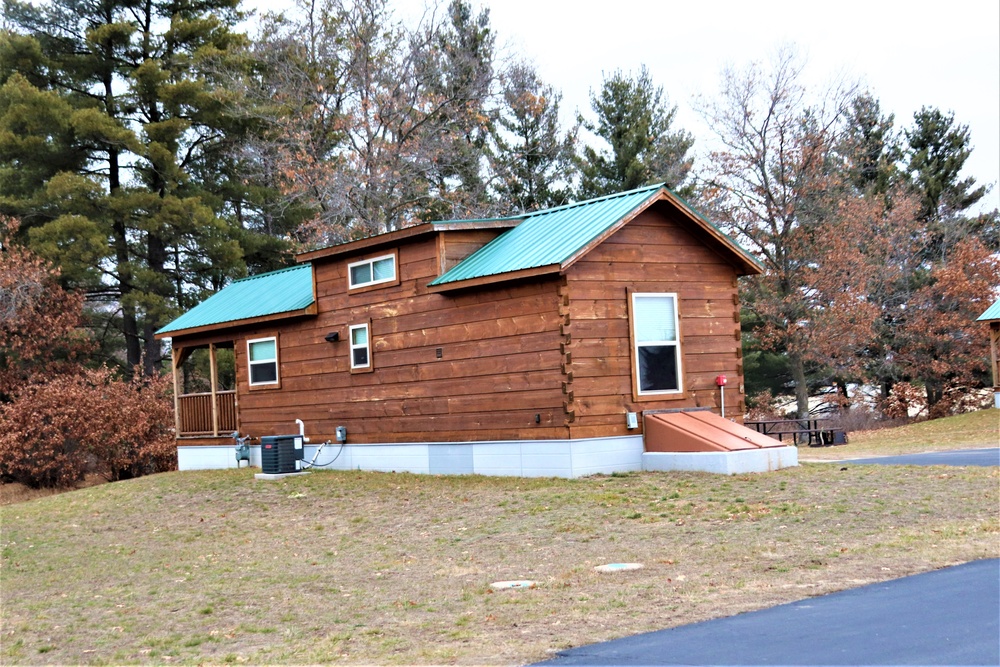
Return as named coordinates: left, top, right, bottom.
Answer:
left=642, top=446, right=799, bottom=475
left=177, top=438, right=799, bottom=476
left=178, top=435, right=645, bottom=478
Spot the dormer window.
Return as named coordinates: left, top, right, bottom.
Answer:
left=348, top=253, right=396, bottom=290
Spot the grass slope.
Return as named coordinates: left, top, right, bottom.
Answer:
left=804, top=408, right=1000, bottom=460
left=1, top=411, right=998, bottom=665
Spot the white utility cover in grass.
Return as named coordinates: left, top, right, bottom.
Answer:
left=490, top=580, right=537, bottom=590
left=595, top=563, right=644, bottom=573
left=253, top=471, right=311, bottom=481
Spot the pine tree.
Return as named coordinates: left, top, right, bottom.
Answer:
left=904, top=107, right=995, bottom=261
left=838, top=93, right=902, bottom=196
left=423, top=0, right=496, bottom=218
left=577, top=66, right=693, bottom=198
left=906, top=107, right=986, bottom=221
left=1, top=0, right=261, bottom=374
left=487, top=62, right=575, bottom=213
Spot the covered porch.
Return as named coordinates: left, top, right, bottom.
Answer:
left=171, top=341, right=238, bottom=439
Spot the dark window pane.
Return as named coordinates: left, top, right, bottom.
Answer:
left=351, top=263, right=372, bottom=286
left=353, top=348, right=369, bottom=367
left=250, top=362, right=277, bottom=384
left=638, top=345, right=678, bottom=392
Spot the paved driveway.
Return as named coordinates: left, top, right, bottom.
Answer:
left=533, top=559, right=1000, bottom=666
left=843, top=447, right=1000, bottom=467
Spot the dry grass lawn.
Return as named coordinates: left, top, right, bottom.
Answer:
left=803, top=408, right=1000, bottom=460
left=1, top=411, right=998, bottom=665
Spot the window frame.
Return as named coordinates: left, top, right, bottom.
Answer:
left=349, top=322, right=373, bottom=373
left=347, top=252, right=398, bottom=291
left=628, top=291, right=684, bottom=400
left=247, top=335, right=280, bottom=388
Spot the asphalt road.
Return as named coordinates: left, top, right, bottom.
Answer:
left=843, top=447, right=1000, bottom=467
left=533, top=559, right=1000, bottom=666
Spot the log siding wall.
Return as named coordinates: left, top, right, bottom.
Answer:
left=227, top=237, right=570, bottom=443
left=564, top=206, right=745, bottom=439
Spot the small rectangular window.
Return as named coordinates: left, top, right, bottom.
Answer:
left=631, top=293, right=682, bottom=395
left=349, top=324, right=370, bottom=370
left=248, top=337, right=279, bottom=386
left=348, top=253, right=396, bottom=289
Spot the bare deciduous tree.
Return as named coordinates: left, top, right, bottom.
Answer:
left=697, top=48, right=869, bottom=417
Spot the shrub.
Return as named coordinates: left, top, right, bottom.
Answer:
left=0, top=368, right=176, bottom=488
left=78, top=368, right=176, bottom=481
left=0, top=378, right=89, bottom=488
left=745, top=390, right=779, bottom=421
left=0, top=218, right=89, bottom=400
left=878, top=382, right=926, bottom=420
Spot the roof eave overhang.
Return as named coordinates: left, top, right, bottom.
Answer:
left=296, top=219, right=522, bottom=264
left=155, top=303, right=318, bottom=341
left=427, top=264, right=562, bottom=293
left=660, top=190, right=764, bottom=276
left=554, top=188, right=762, bottom=277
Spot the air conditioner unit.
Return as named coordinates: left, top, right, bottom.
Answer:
left=260, top=435, right=304, bottom=474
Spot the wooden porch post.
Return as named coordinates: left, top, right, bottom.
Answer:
left=990, top=322, right=999, bottom=383
left=172, top=348, right=182, bottom=437
left=210, top=342, right=219, bottom=436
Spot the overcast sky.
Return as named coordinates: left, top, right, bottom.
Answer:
left=254, top=0, right=1000, bottom=214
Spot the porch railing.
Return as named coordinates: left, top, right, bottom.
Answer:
left=177, top=390, right=237, bottom=436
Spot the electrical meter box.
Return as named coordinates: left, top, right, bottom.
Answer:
left=260, top=435, right=304, bottom=474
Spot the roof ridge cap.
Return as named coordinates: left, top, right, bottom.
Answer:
left=522, top=182, right=665, bottom=218
left=233, top=263, right=311, bottom=284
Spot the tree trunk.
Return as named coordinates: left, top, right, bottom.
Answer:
left=925, top=381, right=944, bottom=411
left=103, top=62, right=142, bottom=370
left=143, top=231, right=167, bottom=376
left=789, top=351, right=810, bottom=418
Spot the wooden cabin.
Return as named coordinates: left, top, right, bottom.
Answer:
left=157, top=184, right=797, bottom=475
left=977, top=297, right=1000, bottom=408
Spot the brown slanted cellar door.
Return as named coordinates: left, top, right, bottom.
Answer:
left=644, top=411, right=784, bottom=453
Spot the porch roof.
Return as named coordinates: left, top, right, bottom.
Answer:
left=156, top=264, right=315, bottom=338
left=977, top=297, right=1000, bottom=322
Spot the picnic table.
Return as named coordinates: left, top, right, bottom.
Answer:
left=743, top=418, right=848, bottom=447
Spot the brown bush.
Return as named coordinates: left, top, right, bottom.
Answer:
left=0, top=378, right=89, bottom=488
left=0, top=368, right=176, bottom=488
left=0, top=218, right=89, bottom=399
left=927, top=384, right=992, bottom=420
left=878, top=382, right=926, bottom=420
left=745, top=390, right=780, bottom=421
left=79, top=368, right=176, bottom=481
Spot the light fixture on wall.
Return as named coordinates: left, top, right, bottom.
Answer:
left=325, top=331, right=340, bottom=343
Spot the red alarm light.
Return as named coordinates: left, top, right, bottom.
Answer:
left=716, top=374, right=728, bottom=387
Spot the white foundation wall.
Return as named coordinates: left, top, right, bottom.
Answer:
left=179, top=436, right=644, bottom=477
left=642, top=446, right=798, bottom=474
left=178, top=437, right=798, bottom=476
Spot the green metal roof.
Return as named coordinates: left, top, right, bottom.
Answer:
left=430, top=184, right=665, bottom=286
left=977, top=297, right=1000, bottom=321
left=156, top=264, right=314, bottom=336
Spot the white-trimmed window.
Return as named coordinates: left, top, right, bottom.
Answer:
left=348, top=253, right=396, bottom=289
left=349, top=323, right=371, bottom=370
left=247, top=336, right=279, bottom=386
left=631, top=293, right=682, bottom=395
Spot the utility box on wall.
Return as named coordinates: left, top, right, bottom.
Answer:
left=260, top=435, right=304, bottom=474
